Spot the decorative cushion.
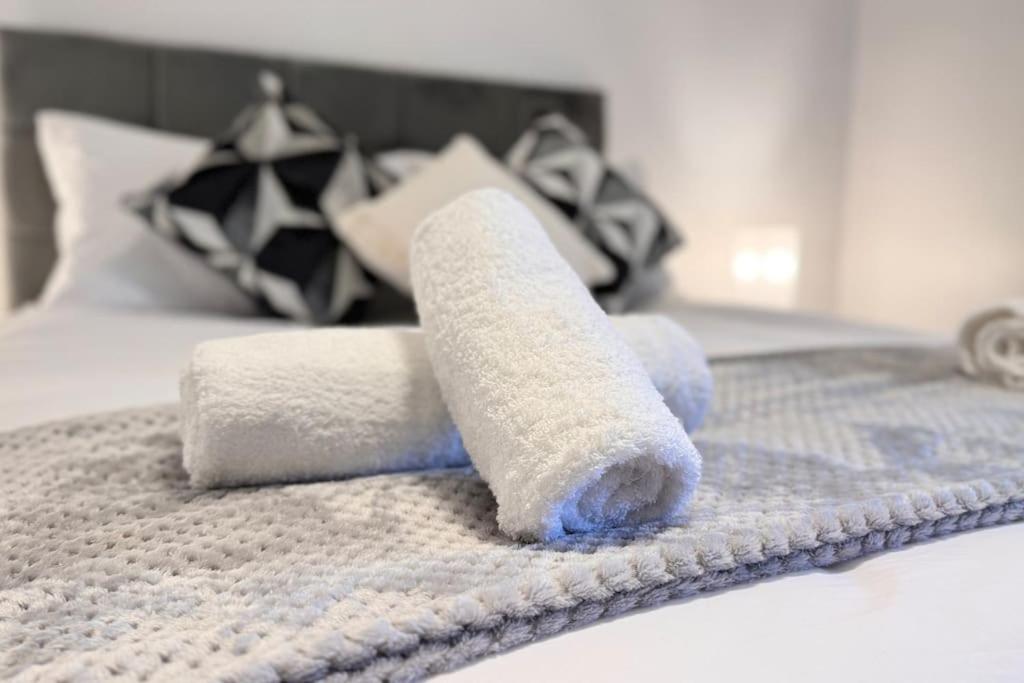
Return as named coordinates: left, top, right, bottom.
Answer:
left=334, top=133, right=614, bottom=294
left=506, top=112, right=683, bottom=309
left=35, top=110, right=258, bottom=315
left=135, top=72, right=373, bottom=324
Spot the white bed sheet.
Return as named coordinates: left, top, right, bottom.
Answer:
left=1, top=302, right=1020, bottom=682
left=0, top=300, right=939, bottom=431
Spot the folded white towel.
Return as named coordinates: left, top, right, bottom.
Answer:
left=958, top=299, right=1024, bottom=390
left=181, top=315, right=711, bottom=488
left=411, top=188, right=702, bottom=541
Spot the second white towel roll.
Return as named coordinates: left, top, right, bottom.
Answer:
left=182, top=315, right=711, bottom=488
left=958, top=299, right=1024, bottom=390
left=411, top=189, right=702, bottom=541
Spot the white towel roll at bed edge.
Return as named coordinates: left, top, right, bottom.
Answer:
left=181, top=315, right=712, bottom=489
left=958, top=298, right=1024, bottom=390
left=411, top=188, right=703, bottom=542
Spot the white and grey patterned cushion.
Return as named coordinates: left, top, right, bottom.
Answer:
left=135, top=72, right=373, bottom=324
left=506, top=112, right=683, bottom=310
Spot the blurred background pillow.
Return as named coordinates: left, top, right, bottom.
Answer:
left=35, top=109, right=258, bottom=315
left=133, top=72, right=375, bottom=324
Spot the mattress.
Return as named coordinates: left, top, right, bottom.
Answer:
left=1, top=301, right=1022, bottom=681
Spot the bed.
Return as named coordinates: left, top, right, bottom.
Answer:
left=1, top=28, right=1022, bottom=682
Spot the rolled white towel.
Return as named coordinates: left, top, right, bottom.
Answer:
left=182, top=315, right=711, bottom=488
left=958, top=299, right=1024, bottom=390
left=411, top=188, right=702, bottom=541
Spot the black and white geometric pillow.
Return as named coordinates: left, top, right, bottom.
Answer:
left=134, top=72, right=373, bottom=324
left=506, top=113, right=683, bottom=308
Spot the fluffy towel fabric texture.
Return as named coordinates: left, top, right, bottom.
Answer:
left=2, top=348, right=1022, bottom=681
left=411, top=189, right=702, bottom=541
left=181, top=315, right=712, bottom=488
left=958, top=299, right=1024, bottom=390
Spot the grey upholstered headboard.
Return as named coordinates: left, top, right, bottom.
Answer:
left=0, top=28, right=603, bottom=310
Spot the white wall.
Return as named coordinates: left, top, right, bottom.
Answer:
left=838, top=0, right=1024, bottom=333
left=0, top=0, right=856, bottom=312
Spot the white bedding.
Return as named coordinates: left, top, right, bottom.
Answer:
left=1, top=301, right=1021, bottom=681
left=0, top=299, right=936, bottom=431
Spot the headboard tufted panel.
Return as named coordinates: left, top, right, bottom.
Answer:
left=0, top=28, right=602, bottom=309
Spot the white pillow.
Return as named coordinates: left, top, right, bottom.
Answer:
left=335, top=134, right=614, bottom=294
left=35, top=110, right=257, bottom=314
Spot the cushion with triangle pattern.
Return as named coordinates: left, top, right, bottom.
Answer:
left=133, top=71, right=373, bottom=324
left=505, top=112, right=684, bottom=311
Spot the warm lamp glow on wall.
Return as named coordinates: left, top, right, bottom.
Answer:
left=731, top=226, right=801, bottom=308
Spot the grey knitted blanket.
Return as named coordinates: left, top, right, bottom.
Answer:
left=2, top=348, right=1022, bottom=681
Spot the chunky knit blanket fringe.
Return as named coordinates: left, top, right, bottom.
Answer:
left=2, top=348, right=1022, bottom=681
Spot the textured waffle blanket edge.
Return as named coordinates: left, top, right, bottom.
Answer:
left=2, top=347, right=1023, bottom=681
